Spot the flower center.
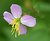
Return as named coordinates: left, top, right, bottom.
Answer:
left=11, top=18, right=20, bottom=37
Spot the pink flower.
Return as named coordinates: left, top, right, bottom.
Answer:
left=3, top=4, right=36, bottom=37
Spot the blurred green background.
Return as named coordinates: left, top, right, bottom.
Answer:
left=0, top=0, right=50, bottom=41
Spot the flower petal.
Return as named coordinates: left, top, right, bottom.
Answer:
left=19, top=24, right=27, bottom=35
left=10, top=4, right=22, bottom=18
left=21, top=15, right=36, bottom=27
left=3, top=11, right=14, bottom=24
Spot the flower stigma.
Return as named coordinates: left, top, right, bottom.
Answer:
left=11, top=18, right=20, bottom=37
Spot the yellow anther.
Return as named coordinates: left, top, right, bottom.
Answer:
left=11, top=19, right=17, bottom=25
left=11, top=24, right=14, bottom=32
left=15, top=23, right=20, bottom=36
left=11, top=18, right=20, bottom=37
left=12, top=24, right=14, bottom=27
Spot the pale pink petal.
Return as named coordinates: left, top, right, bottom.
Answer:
left=19, top=24, right=27, bottom=35
left=21, top=15, right=36, bottom=27
left=3, top=11, right=14, bottom=24
left=10, top=4, right=22, bottom=18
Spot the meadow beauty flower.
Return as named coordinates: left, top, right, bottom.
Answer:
left=3, top=4, right=36, bottom=37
